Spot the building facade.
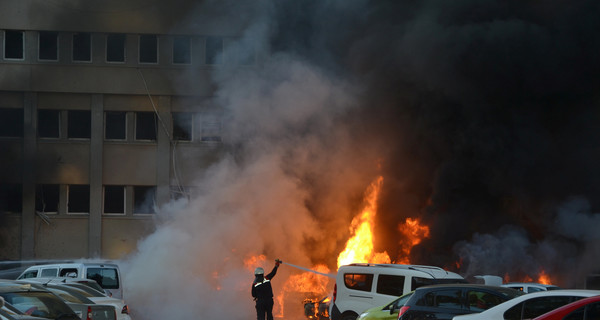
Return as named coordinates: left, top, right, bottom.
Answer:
left=0, top=0, right=253, bottom=260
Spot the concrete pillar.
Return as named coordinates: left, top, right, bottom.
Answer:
left=156, top=96, right=171, bottom=208
left=88, top=94, right=103, bottom=257
left=21, top=92, right=36, bottom=260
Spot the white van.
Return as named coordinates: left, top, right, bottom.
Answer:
left=330, top=263, right=466, bottom=320
left=16, top=262, right=124, bottom=299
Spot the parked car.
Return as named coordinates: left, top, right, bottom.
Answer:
left=357, top=291, right=414, bottom=320
left=17, top=262, right=124, bottom=299
left=452, top=289, right=600, bottom=320
left=1, top=296, right=52, bottom=320
left=38, top=284, right=116, bottom=320
left=304, top=296, right=330, bottom=320
left=396, top=284, right=523, bottom=320
left=20, top=279, right=130, bottom=320
left=0, top=280, right=80, bottom=320
left=330, top=263, right=467, bottom=320
left=532, top=295, right=600, bottom=320
left=501, top=283, right=561, bottom=293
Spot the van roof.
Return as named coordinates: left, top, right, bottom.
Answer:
left=24, top=262, right=119, bottom=269
left=340, top=263, right=464, bottom=279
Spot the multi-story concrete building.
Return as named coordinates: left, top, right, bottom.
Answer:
left=0, top=0, right=254, bottom=261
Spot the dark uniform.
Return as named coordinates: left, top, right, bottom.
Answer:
left=252, top=263, right=279, bottom=320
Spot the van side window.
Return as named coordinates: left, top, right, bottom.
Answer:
left=376, top=274, right=405, bottom=296
left=411, top=276, right=436, bottom=291
left=40, top=268, right=58, bottom=277
left=87, top=267, right=119, bottom=289
left=344, top=273, right=374, bottom=292
left=59, top=268, right=78, bottom=277
left=20, top=270, right=38, bottom=279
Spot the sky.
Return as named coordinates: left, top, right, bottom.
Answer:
left=111, top=0, right=600, bottom=318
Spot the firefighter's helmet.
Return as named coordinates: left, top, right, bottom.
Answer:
left=254, top=267, right=264, bottom=275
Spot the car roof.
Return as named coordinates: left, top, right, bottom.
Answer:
left=0, top=281, right=49, bottom=293
left=503, top=282, right=559, bottom=288
left=339, top=263, right=464, bottom=279
left=454, top=289, right=600, bottom=319
left=533, top=295, right=600, bottom=319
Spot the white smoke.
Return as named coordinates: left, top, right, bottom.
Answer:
left=119, top=4, right=372, bottom=318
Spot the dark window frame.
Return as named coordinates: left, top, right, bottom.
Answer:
left=135, top=112, right=157, bottom=141
left=35, top=184, right=60, bottom=214
left=106, top=33, right=126, bottom=63
left=38, top=31, right=59, bottom=61
left=38, top=109, right=61, bottom=139
left=72, top=32, right=92, bottom=62
left=67, top=184, right=90, bottom=214
left=103, top=185, right=125, bottom=215
left=205, top=36, right=223, bottom=65
left=0, top=108, right=24, bottom=137
left=4, top=30, right=24, bottom=60
left=67, top=110, right=91, bottom=139
left=133, top=186, right=156, bottom=214
left=172, top=112, right=193, bottom=141
left=173, top=35, right=192, bottom=65
left=104, top=111, right=127, bottom=140
left=139, top=34, right=158, bottom=64
left=0, top=183, right=23, bottom=213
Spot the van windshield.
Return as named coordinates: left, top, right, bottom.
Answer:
left=86, top=268, right=119, bottom=289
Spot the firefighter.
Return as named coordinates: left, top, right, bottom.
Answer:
left=252, top=259, right=281, bottom=320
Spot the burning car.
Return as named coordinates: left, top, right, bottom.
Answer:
left=304, top=296, right=330, bottom=320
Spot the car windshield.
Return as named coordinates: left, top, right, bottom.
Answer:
left=0, top=291, right=75, bottom=319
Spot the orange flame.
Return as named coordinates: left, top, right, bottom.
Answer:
left=244, top=254, right=267, bottom=271
left=397, top=217, right=430, bottom=264
left=337, top=176, right=391, bottom=268
left=537, top=269, right=552, bottom=285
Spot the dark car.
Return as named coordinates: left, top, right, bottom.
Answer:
left=397, top=284, right=524, bottom=320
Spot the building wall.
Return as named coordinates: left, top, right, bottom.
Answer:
left=0, top=1, right=245, bottom=261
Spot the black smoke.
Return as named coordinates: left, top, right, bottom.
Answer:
left=267, top=0, right=600, bottom=285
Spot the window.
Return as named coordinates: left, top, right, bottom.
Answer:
left=35, top=184, right=59, bottom=213
left=467, top=290, right=504, bottom=311
left=67, top=184, right=90, bottom=214
left=105, top=111, right=126, bottom=140
left=133, top=186, right=156, bottom=214
left=40, top=268, right=58, bottom=277
left=376, top=275, right=405, bottom=296
left=504, top=296, right=580, bottom=320
left=173, top=112, right=192, bottom=141
left=72, top=33, right=92, bottom=62
left=106, top=33, right=126, bottom=62
left=0, top=183, right=22, bottom=213
left=343, top=273, right=373, bottom=292
left=139, top=34, right=158, bottom=63
left=135, top=112, right=157, bottom=141
left=564, top=301, right=600, bottom=320
left=104, top=185, right=125, bottom=214
left=425, top=290, right=462, bottom=309
left=0, top=108, right=23, bottom=137
left=173, top=36, right=191, bottom=64
left=200, top=120, right=221, bottom=142
left=39, top=31, right=58, bottom=61
left=4, top=30, right=24, bottom=60
left=67, top=110, right=91, bottom=139
left=20, top=270, right=38, bottom=279
left=38, top=109, right=60, bottom=138
left=205, top=36, right=223, bottom=65
left=86, top=267, right=119, bottom=289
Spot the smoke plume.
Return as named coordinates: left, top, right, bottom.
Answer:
left=120, top=0, right=600, bottom=318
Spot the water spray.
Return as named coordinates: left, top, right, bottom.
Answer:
left=276, top=259, right=336, bottom=278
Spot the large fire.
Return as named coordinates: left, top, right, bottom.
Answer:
left=337, top=176, right=391, bottom=267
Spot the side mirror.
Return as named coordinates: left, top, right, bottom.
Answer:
left=390, top=305, right=398, bottom=315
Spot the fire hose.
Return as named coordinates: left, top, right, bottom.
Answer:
left=276, top=259, right=336, bottom=278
